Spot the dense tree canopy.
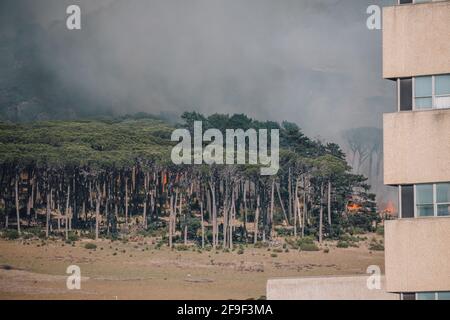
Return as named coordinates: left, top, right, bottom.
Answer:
left=0, top=113, right=379, bottom=246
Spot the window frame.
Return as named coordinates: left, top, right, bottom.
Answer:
left=413, top=75, right=450, bottom=111
left=416, top=292, right=450, bottom=300
left=397, top=75, right=450, bottom=112
left=413, top=183, right=450, bottom=218
left=416, top=292, right=437, bottom=300
left=397, top=0, right=432, bottom=5
left=436, top=183, right=450, bottom=217
left=434, top=75, right=450, bottom=108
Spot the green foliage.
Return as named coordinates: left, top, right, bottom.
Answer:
left=0, top=119, right=173, bottom=167
left=337, top=240, right=349, bottom=248
left=67, top=232, right=79, bottom=242
left=175, top=244, right=189, bottom=251
left=84, top=243, right=97, bottom=250
left=3, top=229, right=20, bottom=240
left=0, top=112, right=379, bottom=246
left=299, top=242, right=320, bottom=251
left=286, top=236, right=319, bottom=251
left=254, top=241, right=269, bottom=249
left=275, top=227, right=292, bottom=237
left=369, top=238, right=384, bottom=251
left=376, top=226, right=384, bottom=236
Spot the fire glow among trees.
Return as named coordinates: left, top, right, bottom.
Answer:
left=0, top=113, right=379, bottom=245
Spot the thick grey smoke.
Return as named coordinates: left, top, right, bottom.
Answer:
left=0, top=0, right=398, bottom=205
left=0, top=0, right=394, bottom=138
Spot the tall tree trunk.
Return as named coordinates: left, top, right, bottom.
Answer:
left=223, top=186, right=228, bottom=248
left=173, top=190, right=178, bottom=245
left=210, top=182, right=217, bottom=249
left=254, top=194, right=260, bottom=244
left=82, top=202, right=86, bottom=222
left=302, top=177, right=307, bottom=238
left=32, top=178, right=37, bottom=220
left=95, top=184, right=100, bottom=240
left=294, top=179, right=299, bottom=237
left=270, top=179, right=275, bottom=238
left=65, top=184, right=70, bottom=240
left=15, top=175, right=21, bottom=234
left=169, top=194, right=173, bottom=249
left=288, top=168, right=292, bottom=223
left=125, top=178, right=129, bottom=229
left=143, top=173, right=148, bottom=229
left=243, top=181, right=248, bottom=236
left=276, top=183, right=289, bottom=225
left=200, top=201, right=205, bottom=249
left=46, top=190, right=51, bottom=238
left=229, top=189, right=234, bottom=250
left=327, top=180, right=332, bottom=227
left=319, top=182, right=324, bottom=244
left=26, top=178, right=31, bottom=217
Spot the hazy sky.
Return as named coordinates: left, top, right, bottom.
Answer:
left=0, top=0, right=395, bottom=140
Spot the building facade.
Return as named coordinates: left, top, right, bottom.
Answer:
left=383, top=0, right=450, bottom=300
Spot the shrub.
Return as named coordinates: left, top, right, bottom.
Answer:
left=270, top=253, right=278, bottom=258
left=348, top=227, right=365, bottom=235
left=175, top=244, right=189, bottom=251
left=254, top=242, right=269, bottom=249
left=297, top=237, right=319, bottom=251
left=84, top=243, right=97, bottom=250
left=155, top=240, right=164, bottom=249
left=376, top=226, right=384, bottom=236
left=22, top=233, right=33, bottom=240
left=337, top=240, right=349, bottom=248
left=369, top=239, right=384, bottom=251
left=275, top=227, right=292, bottom=237
left=4, top=230, right=20, bottom=240
left=299, top=242, right=319, bottom=251
left=67, top=232, right=79, bottom=242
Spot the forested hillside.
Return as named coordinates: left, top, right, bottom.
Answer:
left=0, top=113, right=379, bottom=247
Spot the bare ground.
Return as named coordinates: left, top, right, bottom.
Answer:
left=0, top=237, right=384, bottom=300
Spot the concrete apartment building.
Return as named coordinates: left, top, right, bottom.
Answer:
left=267, top=0, right=450, bottom=300
left=382, top=0, right=450, bottom=300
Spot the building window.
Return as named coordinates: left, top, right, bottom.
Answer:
left=402, top=292, right=450, bottom=300
left=413, top=75, right=450, bottom=110
left=415, top=292, right=450, bottom=300
left=438, top=292, right=450, bottom=300
left=400, top=185, right=414, bottom=218
left=414, top=76, right=433, bottom=109
left=401, top=293, right=416, bottom=300
left=415, top=183, right=450, bottom=217
left=416, top=184, right=434, bottom=217
left=398, top=0, right=432, bottom=4
left=437, top=183, right=450, bottom=217
left=399, top=78, right=413, bottom=111
left=435, top=74, right=450, bottom=109
left=417, top=292, right=436, bottom=300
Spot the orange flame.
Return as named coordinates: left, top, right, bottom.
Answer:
left=347, top=202, right=362, bottom=212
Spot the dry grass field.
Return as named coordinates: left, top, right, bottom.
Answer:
left=0, top=236, right=384, bottom=300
